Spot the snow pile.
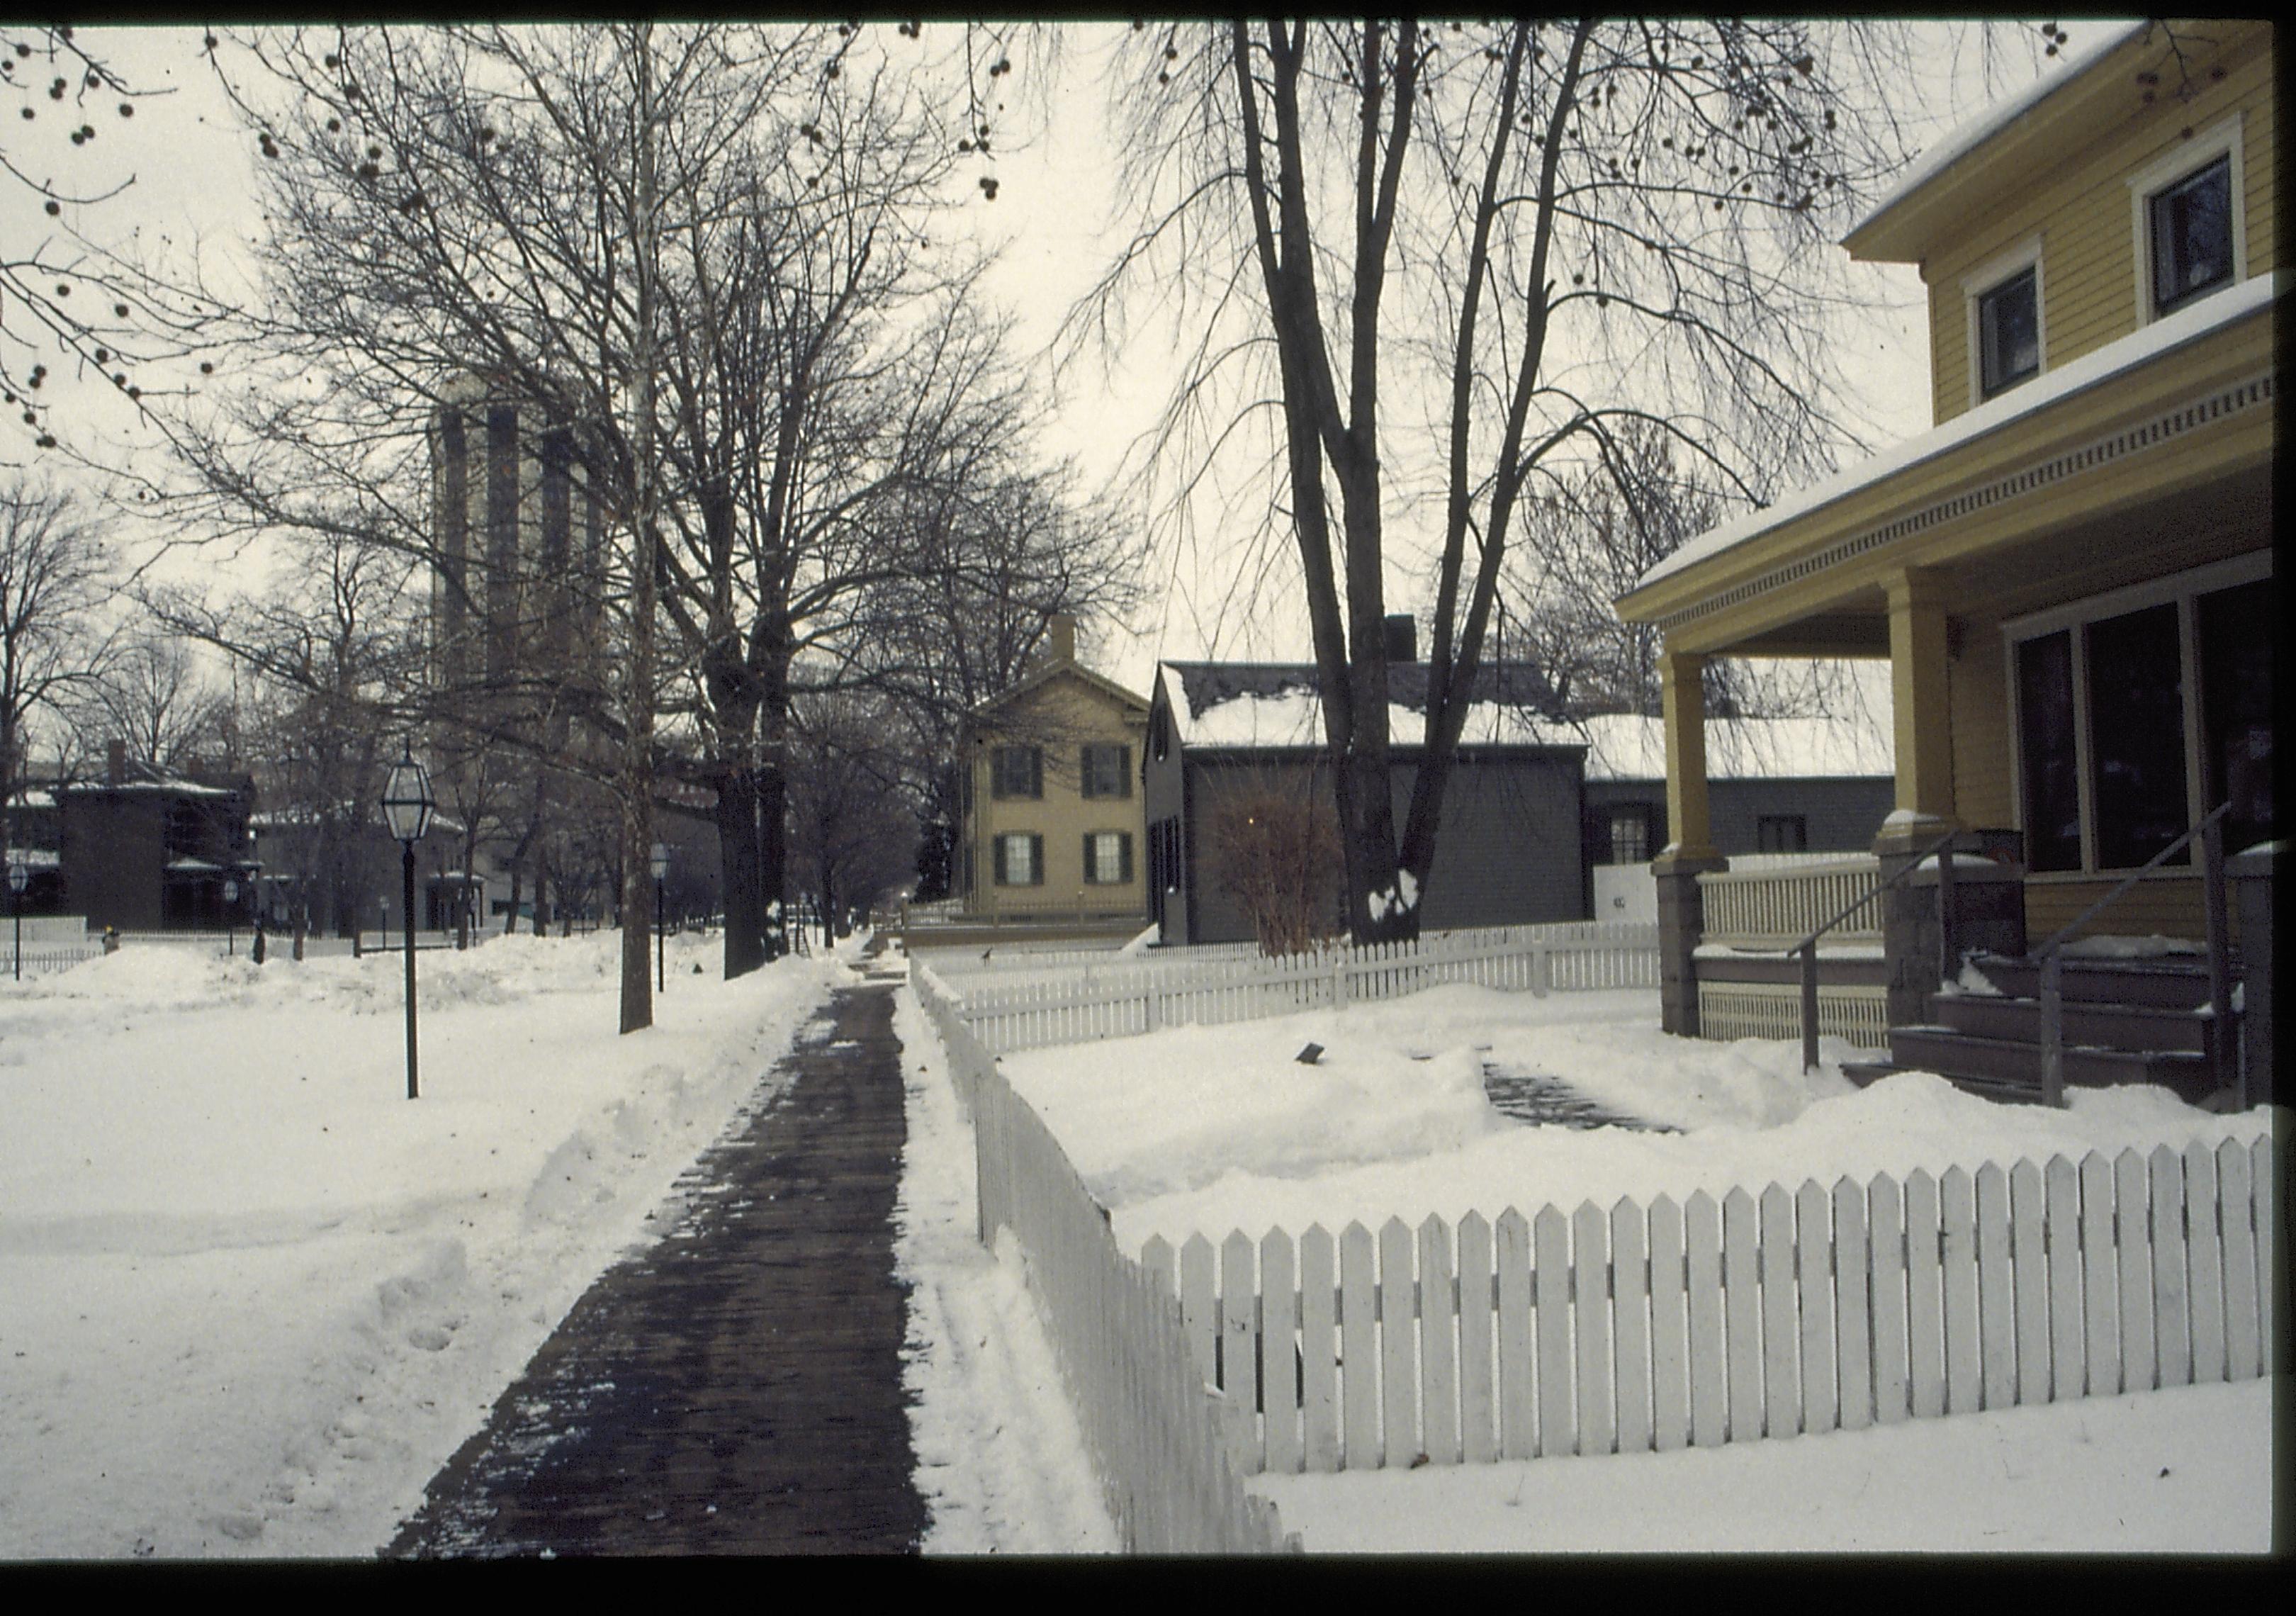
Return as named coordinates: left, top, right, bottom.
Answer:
left=995, top=982, right=2278, bottom=1258
left=0, top=931, right=841, bottom=1559
left=889, top=990, right=1118, bottom=1553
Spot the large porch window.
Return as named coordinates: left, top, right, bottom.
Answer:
left=2009, top=554, right=2273, bottom=873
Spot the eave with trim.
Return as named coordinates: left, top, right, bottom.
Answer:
left=962, top=658, right=1149, bottom=729
left=1614, top=274, right=2277, bottom=658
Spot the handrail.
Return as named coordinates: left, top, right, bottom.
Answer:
left=2033, top=802, right=2236, bottom=1110
left=1794, top=824, right=1966, bottom=1072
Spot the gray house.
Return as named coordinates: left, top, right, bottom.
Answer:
left=1144, top=647, right=1587, bottom=946
left=1145, top=644, right=1896, bottom=945
left=1575, top=713, right=1898, bottom=921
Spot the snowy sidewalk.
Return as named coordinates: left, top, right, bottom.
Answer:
left=387, top=964, right=928, bottom=1556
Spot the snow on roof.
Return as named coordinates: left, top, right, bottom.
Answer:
left=1632, top=269, right=2282, bottom=597
left=1846, top=21, right=2149, bottom=249
left=1159, top=661, right=1571, bottom=751
left=1156, top=664, right=1889, bottom=780
left=1575, top=713, right=1893, bottom=782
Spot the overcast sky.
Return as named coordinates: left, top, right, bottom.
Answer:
left=23, top=21, right=2102, bottom=700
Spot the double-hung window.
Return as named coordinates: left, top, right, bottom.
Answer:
left=1976, top=269, right=2040, bottom=398
left=991, top=746, right=1042, bottom=800
left=1606, top=807, right=1650, bottom=866
left=2149, top=155, right=2234, bottom=316
left=1081, top=743, right=1130, bottom=799
left=1084, top=831, right=1133, bottom=885
left=994, top=832, right=1043, bottom=887
left=1756, top=815, right=1808, bottom=854
left=2131, top=118, right=2245, bottom=326
left=1960, top=237, right=2044, bottom=409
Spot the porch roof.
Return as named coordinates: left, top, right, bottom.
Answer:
left=1614, top=270, right=2280, bottom=646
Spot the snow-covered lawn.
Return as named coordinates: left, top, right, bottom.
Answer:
left=992, top=983, right=2283, bottom=1553
left=0, top=931, right=842, bottom=1559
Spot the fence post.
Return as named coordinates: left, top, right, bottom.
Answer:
left=2039, top=951, right=2065, bottom=1109
left=1144, top=983, right=1161, bottom=1035
left=2198, top=812, right=2234, bottom=1104
left=1332, top=950, right=1348, bottom=1011
left=1799, top=942, right=1820, bottom=1073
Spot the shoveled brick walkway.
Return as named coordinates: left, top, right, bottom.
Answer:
left=387, top=958, right=927, bottom=1556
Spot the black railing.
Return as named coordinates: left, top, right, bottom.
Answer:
left=1794, top=825, right=1969, bottom=1072
left=2032, top=802, right=2236, bottom=1110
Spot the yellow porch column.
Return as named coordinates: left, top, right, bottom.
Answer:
left=1881, top=567, right=1961, bottom=850
left=1658, top=649, right=1716, bottom=863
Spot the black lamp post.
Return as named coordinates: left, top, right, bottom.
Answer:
left=7, top=853, right=26, bottom=983
left=651, top=840, right=670, bottom=995
left=381, top=744, right=436, bottom=1101
left=223, top=876, right=239, bottom=957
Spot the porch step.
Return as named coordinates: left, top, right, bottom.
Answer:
left=1881, top=1025, right=2217, bottom=1104
left=1965, top=952, right=2229, bottom=1011
left=1839, top=1057, right=2059, bottom=1107
left=1925, top=992, right=2212, bottom=1055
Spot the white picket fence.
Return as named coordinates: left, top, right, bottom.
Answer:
left=1144, top=1139, right=2281, bottom=1475
left=928, top=921, right=1662, bottom=1055
left=913, top=963, right=1298, bottom=1554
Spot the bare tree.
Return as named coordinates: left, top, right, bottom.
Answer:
left=0, top=24, right=215, bottom=459
left=74, top=629, right=228, bottom=770
left=783, top=690, right=919, bottom=946
left=1084, top=19, right=1946, bottom=941
left=0, top=476, right=116, bottom=833
left=1202, top=767, right=1342, bottom=958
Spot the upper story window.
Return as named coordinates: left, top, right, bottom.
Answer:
left=2149, top=155, right=2234, bottom=316
left=1959, top=235, right=2044, bottom=410
left=1081, top=743, right=1131, bottom=799
left=1976, top=269, right=2040, bottom=398
left=991, top=745, right=1042, bottom=800
left=2129, top=116, right=2246, bottom=327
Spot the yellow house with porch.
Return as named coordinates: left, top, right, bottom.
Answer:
left=1614, top=19, right=2275, bottom=1106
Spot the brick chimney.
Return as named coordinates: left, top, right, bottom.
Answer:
left=1046, top=613, right=1077, bottom=666
left=106, top=739, right=124, bottom=787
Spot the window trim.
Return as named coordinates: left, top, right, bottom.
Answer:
left=1960, top=234, right=2046, bottom=410
left=2003, top=549, right=2272, bottom=876
left=2129, top=114, right=2246, bottom=329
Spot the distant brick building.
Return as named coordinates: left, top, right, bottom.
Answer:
left=57, top=744, right=256, bottom=931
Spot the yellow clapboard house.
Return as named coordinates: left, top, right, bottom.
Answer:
left=1613, top=19, right=2276, bottom=1104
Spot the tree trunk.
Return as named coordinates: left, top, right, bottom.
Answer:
left=714, top=763, right=766, bottom=977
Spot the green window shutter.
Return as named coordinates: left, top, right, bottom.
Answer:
left=1082, top=831, right=1097, bottom=882
left=1080, top=745, right=1097, bottom=799
left=993, top=835, right=1008, bottom=885
left=1119, top=832, right=1133, bottom=884
left=1029, top=834, right=1045, bottom=885
left=1029, top=748, right=1042, bottom=799
left=1118, top=745, right=1132, bottom=799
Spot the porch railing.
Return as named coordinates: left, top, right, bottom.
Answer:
left=1784, top=826, right=1970, bottom=1073
left=1697, top=855, right=1884, bottom=948
left=2033, top=802, right=2236, bottom=1110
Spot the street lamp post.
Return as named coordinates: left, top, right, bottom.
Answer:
left=223, top=877, right=239, bottom=958
left=651, top=841, right=670, bottom=995
left=7, top=853, right=26, bottom=983
left=381, top=745, right=436, bottom=1101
